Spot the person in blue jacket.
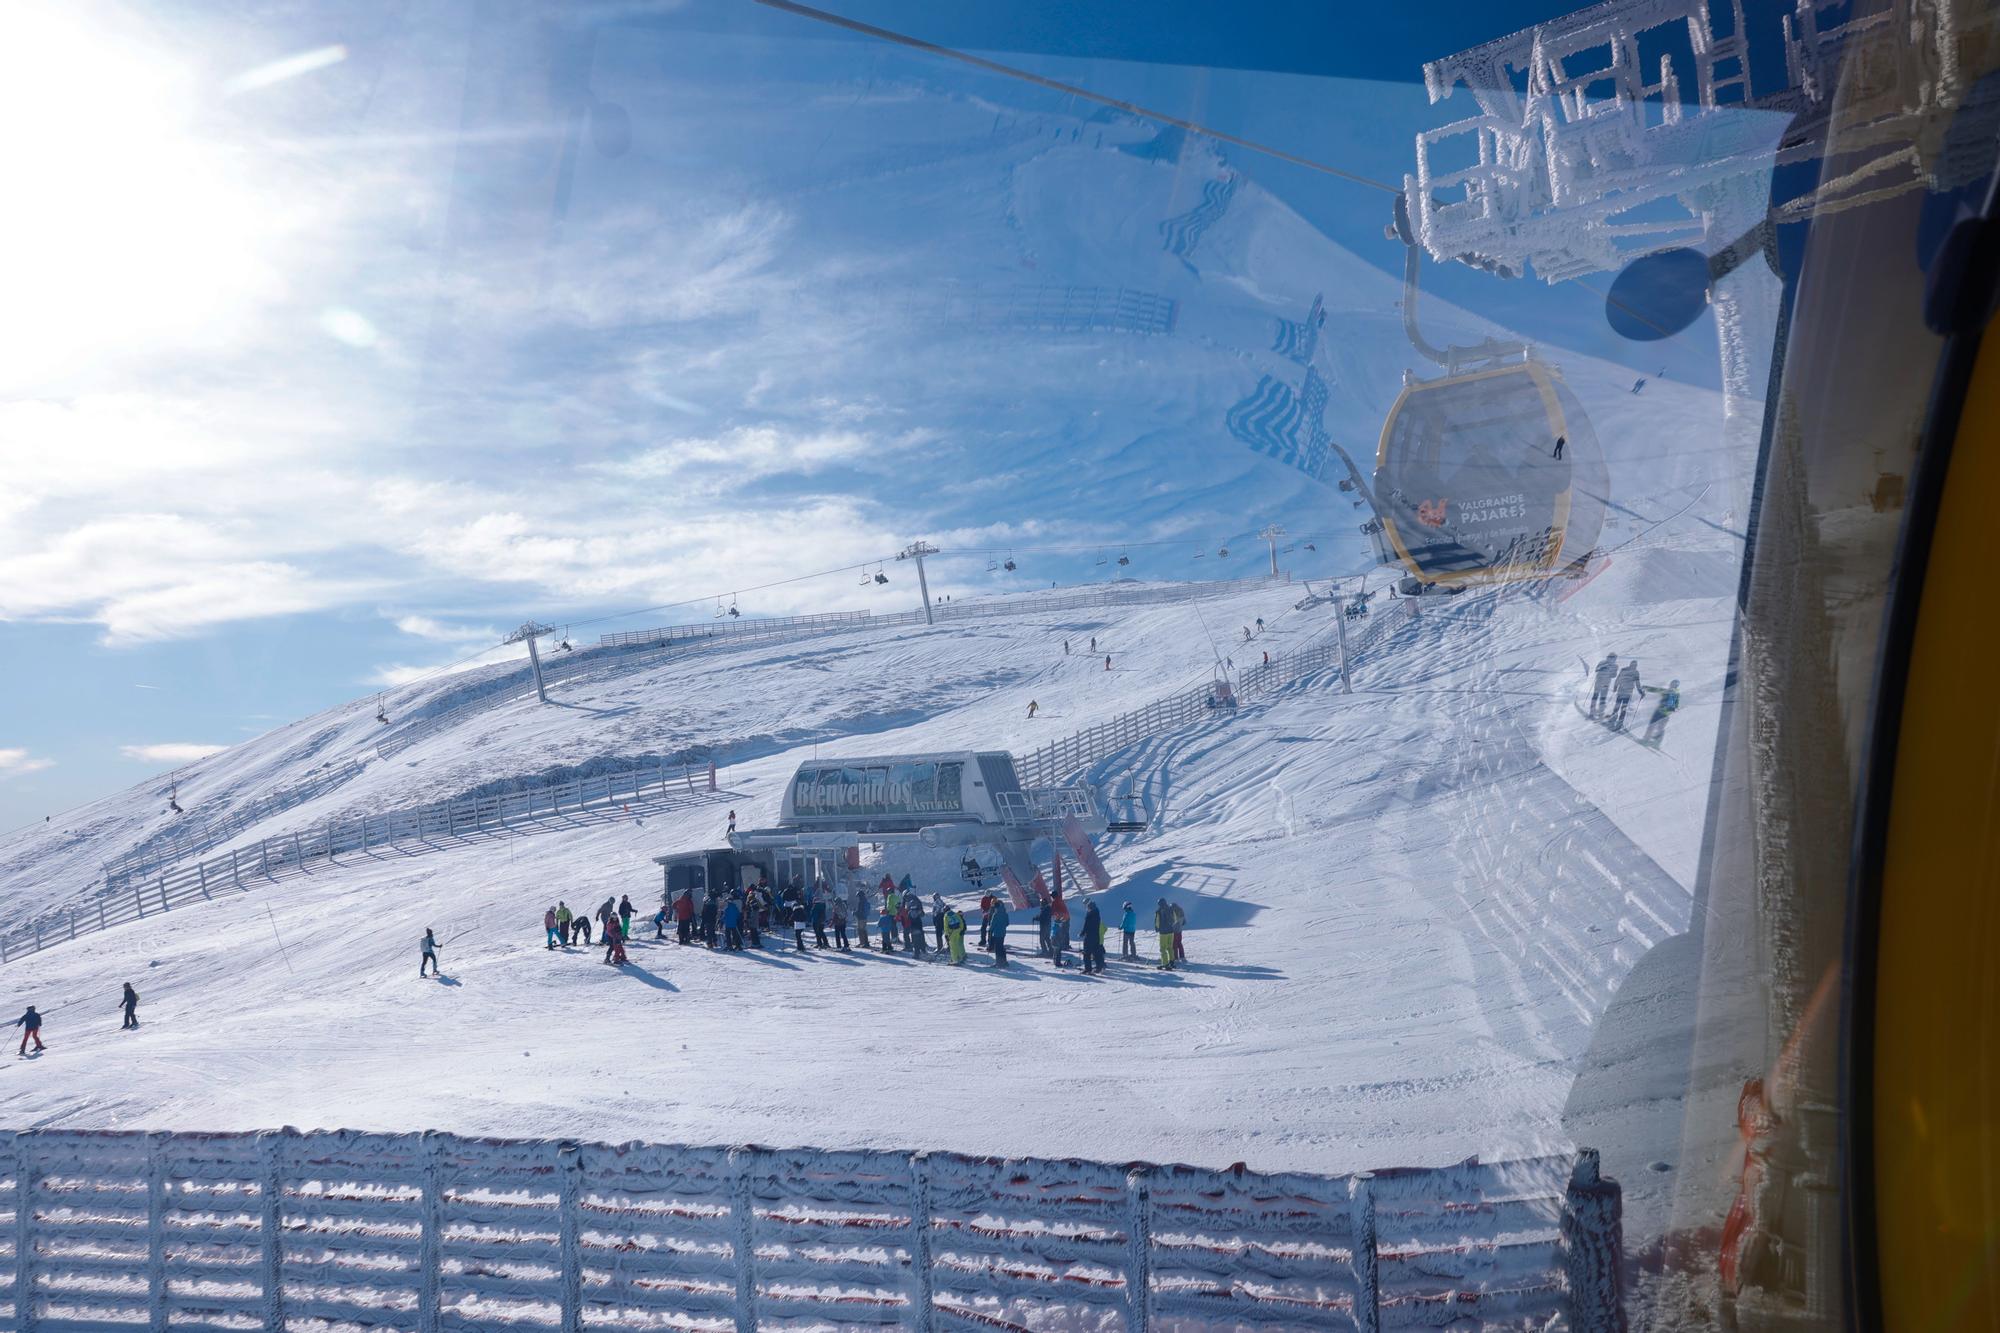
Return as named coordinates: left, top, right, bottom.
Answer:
left=1119, top=902, right=1138, bottom=959
left=722, top=895, right=744, bottom=951
left=989, top=899, right=1011, bottom=967
left=15, top=1005, right=45, bottom=1054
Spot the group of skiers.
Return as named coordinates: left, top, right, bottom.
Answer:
left=544, top=872, right=1196, bottom=976
left=542, top=897, right=639, bottom=966
left=11, top=983, right=140, bottom=1055
left=1587, top=651, right=1681, bottom=744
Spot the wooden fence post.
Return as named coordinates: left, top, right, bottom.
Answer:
left=259, top=1131, right=287, bottom=1333
left=418, top=1133, right=444, bottom=1333
left=13, top=1132, right=35, bottom=1333
left=1350, top=1173, right=1379, bottom=1333
left=557, top=1143, right=582, bottom=1333
left=146, top=1132, right=169, bottom=1333
left=1123, top=1167, right=1151, bottom=1332
left=908, top=1155, right=936, bottom=1331
left=135, top=885, right=145, bottom=920
left=1560, top=1149, right=1625, bottom=1332
left=729, top=1149, right=760, bottom=1332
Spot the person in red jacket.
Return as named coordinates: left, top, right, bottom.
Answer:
left=603, top=915, right=629, bottom=966
left=978, top=893, right=996, bottom=949
left=672, top=887, right=695, bottom=945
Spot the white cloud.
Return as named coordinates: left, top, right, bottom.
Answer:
left=0, top=749, right=55, bottom=780
left=392, top=615, right=500, bottom=644
left=119, top=743, right=227, bottom=765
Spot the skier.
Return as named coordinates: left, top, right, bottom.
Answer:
left=1256, top=617, right=1264, bottom=634
left=1171, top=901, right=1189, bottom=963
left=1644, top=679, right=1683, bottom=746
left=1063, top=639, right=1069, bottom=656
left=1051, top=892, right=1072, bottom=968
left=603, top=916, right=628, bottom=966
left=1081, top=899, right=1105, bottom=974
left=853, top=882, right=871, bottom=950
left=722, top=896, right=743, bottom=951
left=1243, top=626, right=1252, bottom=643
left=1262, top=650, right=1269, bottom=666
left=1611, top=659, right=1644, bottom=729
left=1026, top=700, right=1038, bottom=719
left=726, top=810, right=737, bottom=836
left=831, top=896, right=850, bottom=951
left=698, top=892, right=717, bottom=947
left=944, top=905, right=966, bottom=963
left=119, top=983, right=139, bottom=1030
left=674, top=888, right=695, bottom=945
left=1589, top=653, right=1618, bottom=718
left=876, top=896, right=896, bottom=953
left=556, top=901, right=573, bottom=945
left=618, top=895, right=634, bottom=941
left=573, top=911, right=592, bottom=946
left=1120, top=901, right=1138, bottom=959
left=932, top=893, right=948, bottom=951
left=978, top=892, right=995, bottom=949
left=1036, top=894, right=1053, bottom=956
left=420, top=928, right=440, bottom=978
left=14, top=1006, right=44, bottom=1055
left=903, top=895, right=927, bottom=958
left=744, top=885, right=765, bottom=948
left=1154, top=900, right=1175, bottom=970
left=1104, top=654, right=1112, bottom=671
left=812, top=895, right=831, bottom=949
left=1089, top=637, right=1096, bottom=652
left=651, top=902, right=668, bottom=941
left=793, top=898, right=812, bottom=952
left=544, top=906, right=559, bottom=950
left=989, top=898, right=1011, bottom=967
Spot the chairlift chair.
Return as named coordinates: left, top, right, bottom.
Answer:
left=1095, top=549, right=1107, bottom=566
left=1117, top=550, right=1130, bottom=566
left=986, top=558, right=999, bottom=573
left=1217, top=546, right=1230, bottom=557
left=728, top=595, right=740, bottom=618
left=873, top=569, right=889, bottom=585
left=1003, top=556, right=1017, bottom=572
left=1305, top=543, right=1317, bottom=551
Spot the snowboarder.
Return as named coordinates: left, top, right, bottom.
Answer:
left=618, top=895, right=634, bottom=941
left=1120, top=901, right=1138, bottom=959
left=853, top=883, right=871, bottom=949
left=14, top=1006, right=44, bottom=1054
left=989, top=899, right=1011, bottom=967
left=420, top=928, right=440, bottom=978
left=556, top=901, right=573, bottom=945
left=1589, top=653, right=1618, bottom=718
left=118, top=983, right=139, bottom=1030
left=1154, top=900, right=1175, bottom=970
left=544, top=907, right=559, bottom=950
left=944, top=906, right=966, bottom=963
left=1611, top=659, right=1644, bottom=729
left=1644, top=679, right=1682, bottom=746
left=1081, top=900, right=1105, bottom=974
left=674, top=889, right=695, bottom=945
left=1026, top=700, right=1038, bottom=719
left=1171, top=901, right=1189, bottom=963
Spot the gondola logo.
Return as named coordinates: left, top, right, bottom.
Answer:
left=1416, top=498, right=1449, bottom=527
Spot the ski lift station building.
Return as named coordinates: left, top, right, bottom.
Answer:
left=651, top=751, right=1107, bottom=901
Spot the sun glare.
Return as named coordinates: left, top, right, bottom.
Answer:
left=0, top=4, right=283, bottom=392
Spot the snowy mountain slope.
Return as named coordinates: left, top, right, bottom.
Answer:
left=0, top=556, right=1734, bottom=1248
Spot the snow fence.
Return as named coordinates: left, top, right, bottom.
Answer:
left=0, top=1129, right=1622, bottom=1331
left=0, top=760, right=716, bottom=970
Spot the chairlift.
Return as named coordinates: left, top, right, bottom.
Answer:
left=1002, top=554, right=1017, bottom=572
left=1305, top=543, right=1317, bottom=551
left=1193, top=548, right=1207, bottom=559
left=713, top=598, right=726, bottom=619
left=557, top=625, right=573, bottom=652
left=986, top=558, right=999, bottom=573
left=167, top=782, right=184, bottom=816
left=1094, top=549, right=1107, bottom=566
left=728, top=595, right=740, bottom=619
left=374, top=694, right=390, bottom=724
left=1217, top=546, right=1230, bottom=558
left=1116, top=548, right=1131, bottom=566
left=859, top=567, right=873, bottom=586
left=873, top=567, right=890, bottom=585
left=1106, top=790, right=1149, bottom=835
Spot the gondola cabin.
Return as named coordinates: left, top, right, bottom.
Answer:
left=1371, top=356, right=1608, bottom=591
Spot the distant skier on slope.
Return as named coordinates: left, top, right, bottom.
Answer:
left=1589, top=653, right=1618, bottom=718
left=119, top=983, right=139, bottom=1030
left=14, top=1005, right=45, bottom=1054
left=989, top=898, right=1011, bottom=967
left=1644, top=679, right=1682, bottom=746
left=1081, top=899, right=1105, bottom=975
left=944, top=905, right=966, bottom=963
left=1611, top=660, right=1644, bottom=729
left=1026, top=700, right=1038, bottom=719
left=420, top=928, right=440, bottom=977
left=1104, top=654, right=1112, bottom=671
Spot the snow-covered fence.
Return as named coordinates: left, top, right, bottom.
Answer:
left=597, top=610, right=876, bottom=650
left=1014, top=687, right=1217, bottom=789
left=0, top=760, right=713, bottom=969
left=102, top=761, right=370, bottom=887
left=0, top=1129, right=1620, bottom=1331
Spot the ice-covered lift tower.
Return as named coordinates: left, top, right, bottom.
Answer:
left=1410, top=0, right=1998, bottom=508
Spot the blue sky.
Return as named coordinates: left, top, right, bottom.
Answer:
left=0, top=0, right=1736, bottom=829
